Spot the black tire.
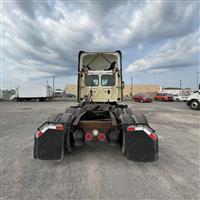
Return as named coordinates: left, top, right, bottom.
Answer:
left=190, top=100, right=200, bottom=110
left=123, top=108, right=133, bottom=115
left=14, top=98, right=18, bottom=102
left=115, top=108, right=123, bottom=119
left=125, top=131, right=158, bottom=162
left=120, top=131, right=126, bottom=155
left=154, top=138, right=159, bottom=161
left=47, top=112, right=74, bottom=155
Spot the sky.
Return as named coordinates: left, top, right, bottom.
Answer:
left=1, top=0, right=200, bottom=90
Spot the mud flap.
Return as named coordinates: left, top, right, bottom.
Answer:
left=33, top=123, right=64, bottom=160
left=124, top=125, right=158, bottom=162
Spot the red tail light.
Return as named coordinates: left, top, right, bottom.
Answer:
left=149, top=133, right=157, bottom=141
left=36, top=130, right=43, bottom=138
left=85, top=132, right=93, bottom=141
left=98, top=133, right=106, bottom=141
left=127, top=126, right=135, bottom=132
left=56, top=124, right=64, bottom=131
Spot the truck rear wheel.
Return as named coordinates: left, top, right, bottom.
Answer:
left=190, top=100, right=199, bottom=110
left=125, top=130, right=158, bottom=162
left=120, top=131, right=126, bottom=155
left=36, top=112, right=74, bottom=157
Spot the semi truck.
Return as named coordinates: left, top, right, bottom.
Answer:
left=34, top=51, right=158, bottom=162
left=186, top=90, right=200, bottom=110
left=10, top=85, right=52, bottom=101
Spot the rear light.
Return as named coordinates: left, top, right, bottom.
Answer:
left=36, top=130, right=43, bottom=138
left=85, top=132, right=93, bottom=141
left=98, top=133, right=106, bottom=141
left=149, top=133, right=157, bottom=141
left=56, top=124, right=64, bottom=131
left=127, top=126, right=135, bottom=132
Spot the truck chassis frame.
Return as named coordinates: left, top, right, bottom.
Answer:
left=34, top=102, right=158, bottom=162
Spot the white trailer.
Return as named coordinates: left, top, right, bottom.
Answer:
left=10, top=85, right=52, bottom=101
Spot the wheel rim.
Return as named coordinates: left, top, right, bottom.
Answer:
left=191, top=102, right=198, bottom=109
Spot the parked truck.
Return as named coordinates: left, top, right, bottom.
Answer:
left=10, top=85, right=52, bottom=101
left=34, top=51, right=158, bottom=162
left=186, top=90, right=200, bottom=110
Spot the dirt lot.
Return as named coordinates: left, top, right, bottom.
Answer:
left=1, top=101, right=199, bottom=200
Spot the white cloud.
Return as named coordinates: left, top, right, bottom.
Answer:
left=137, top=44, right=143, bottom=52
left=127, top=32, right=199, bottom=73
left=2, top=0, right=199, bottom=87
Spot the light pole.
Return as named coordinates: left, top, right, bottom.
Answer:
left=179, top=80, right=182, bottom=94
left=130, top=76, right=133, bottom=97
left=53, top=76, right=55, bottom=96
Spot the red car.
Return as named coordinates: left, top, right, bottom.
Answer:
left=133, top=95, right=152, bottom=103
left=154, top=93, right=173, bottom=101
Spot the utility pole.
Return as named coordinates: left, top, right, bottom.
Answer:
left=179, top=80, right=182, bottom=94
left=130, top=76, right=133, bottom=97
left=53, top=76, right=55, bottom=96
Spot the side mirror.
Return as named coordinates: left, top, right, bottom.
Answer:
left=122, top=81, right=125, bottom=89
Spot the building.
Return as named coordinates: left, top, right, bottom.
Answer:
left=160, top=87, right=193, bottom=95
left=124, top=84, right=160, bottom=97
left=65, top=84, right=160, bottom=97
left=65, top=85, right=77, bottom=95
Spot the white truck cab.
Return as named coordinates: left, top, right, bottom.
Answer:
left=186, top=90, right=200, bottom=110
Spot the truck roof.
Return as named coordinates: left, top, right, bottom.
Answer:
left=78, top=51, right=122, bottom=72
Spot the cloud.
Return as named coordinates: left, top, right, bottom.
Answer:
left=127, top=32, right=199, bottom=73
left=118, top=1, right=199, bottom=46
left=2, top=0, right=199, bottom=86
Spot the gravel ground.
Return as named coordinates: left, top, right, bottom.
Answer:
left=1, top=101, right=200, bottom=200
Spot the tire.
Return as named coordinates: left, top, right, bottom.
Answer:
left=47, top=112, right=74, bottom=155
left=120, top=131, right=126, bottom=155
left=123, top=108, right=133, bottom=115
left=14, top=98, right=18, bottom=102
left=154, top=138, right=159, bottom=161
left=190, top=100, right=199, bottom=110
left=176, top=98, right=179, bottom=102
left=125, top=130, right=158, bottom=162
left=115, top=108, right=123, bottom=119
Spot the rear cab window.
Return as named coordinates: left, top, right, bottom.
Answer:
left=101, top=75, right=115, bottom=86
left=85, top=75, right=99, bottom=86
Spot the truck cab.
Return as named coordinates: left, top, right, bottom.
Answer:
left=78, top=51, right=123, bottom=103
left=186, top=90, right=200, bottom=110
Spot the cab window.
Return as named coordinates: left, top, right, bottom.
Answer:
left=101, top=75, right=115, bottom=86
left=85, top=75, right=99, bottom=86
